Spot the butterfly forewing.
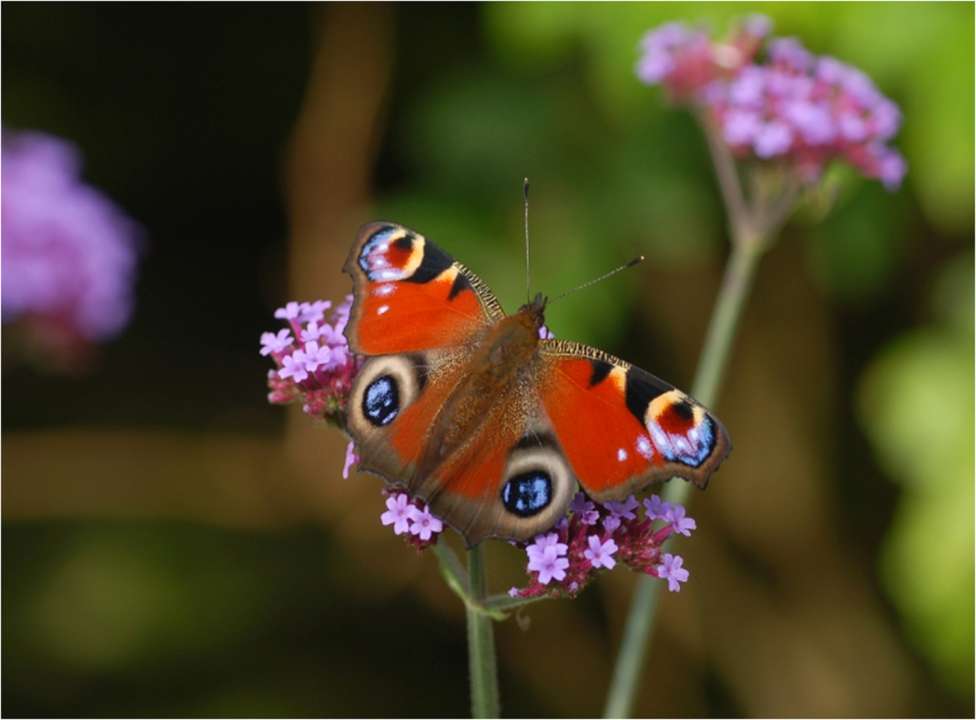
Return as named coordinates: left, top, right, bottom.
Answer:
left=538, top=340, right=731, bottom=500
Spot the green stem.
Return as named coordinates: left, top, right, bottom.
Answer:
left=466, top=545, right=500, bottom=718
left=602, top=239, right=763, bottom=718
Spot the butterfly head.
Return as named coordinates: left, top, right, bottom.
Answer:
left=518, top=291, right=548, bottom=331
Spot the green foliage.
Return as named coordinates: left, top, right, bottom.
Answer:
left=857, top=254, right=975, bottom=694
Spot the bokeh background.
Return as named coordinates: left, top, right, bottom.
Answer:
left=3, top=2, right=973, bottom=716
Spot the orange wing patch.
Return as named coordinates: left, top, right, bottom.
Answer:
left=541, top=345, right=731, bottom=499
left=542, top=358, right=659, bottom=497
left=343, top=223, right=499, bottom=355
left=357, top=270, right=484, bottom=354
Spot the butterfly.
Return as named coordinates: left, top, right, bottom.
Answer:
left=342, top=222, right=731, bottom=546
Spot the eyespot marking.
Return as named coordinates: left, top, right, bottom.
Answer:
left=363, top=375, right=399, bottom=426
left=501, top=470, right=553, bottom=517
left=358, top=226, right=422, bottom=281
left=624, top=367, right=670, bottom=426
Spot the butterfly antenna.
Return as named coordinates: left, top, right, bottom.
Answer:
left=523, top=177, right=531, bottom=303
left=549, top=255, right=646, bottom=304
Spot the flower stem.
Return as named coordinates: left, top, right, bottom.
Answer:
left=602, top=239, right=763, bottom=718
left=466, top=544, right=501, bottom=718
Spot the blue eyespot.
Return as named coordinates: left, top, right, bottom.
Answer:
left=501, top=471, right=552, bottom=517
left=363, top=375, right=399, bottom=426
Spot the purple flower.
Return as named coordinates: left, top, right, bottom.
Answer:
left=877, top=148, right=907, bottom=191
left=1, top=130, right=141, bottom=346
left=584, top=535, right=618, bottom=570
left=643, top=494, right=671, bottom=520
left=408, top=504, right=443, bottom=541
left=260, top=328, right=293, bottom=356
left=638, top=19, right=906, bottom=191
left=527, top=532, right=568, bottom=563
left=871, top=98, right=901, bottom=141
left=278, top=350, right=309, bottom=382
left=656, top=553, right=690, bottom=592
left=753, top=120, right=793, bottom=158
left=768, top=37, right=813, bottom=72
left=529, top=546, right=570, bottom=585
left=274, top=301, right=303, bottom=321
left=300, top=321, right=325, bottom=343
left=838, top=110, right=869, bottom=143
left=380, top=493, right=412, bottom=535
left=666, top=504, right=697, bottom=537
left=741, top=14, right=772, bottom=39
left=264, top=295, right=360, bottom=419
left=603, top=515, right=622, bottom=534
left=299, top=300, right=332, bottom=323
left=302, top=341, right=332, bottom=373
left=729, top=66, right=765, bottom=107
left=569, top=492, right=599, bottom=525
left=342, top=441, right=359, bottom=480
left=784, top=100, right=835, bottom=145
left=723, top=109, right=762, bottom=145
left=604, top=495, right=640, bottom=520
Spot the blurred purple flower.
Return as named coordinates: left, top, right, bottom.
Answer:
left=636, top=16, right=906, bottom=189
left=1, top=130, right=141, bottom=352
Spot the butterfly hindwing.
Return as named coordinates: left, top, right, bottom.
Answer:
left=539, top=340, right=731, bottom=501
left=346, top=345, right=577, bottom=545
left=343, top=222, right=504, bottom=355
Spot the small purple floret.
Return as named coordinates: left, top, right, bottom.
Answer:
left=584, top=535, right=618, bottom=570
left=656, top=553, right=690, bottom=592
left=380, top=493, right=412, bottom=535
left=408, top=505, right=444, bottom=541
left=260, top=328, right=293, bottom=356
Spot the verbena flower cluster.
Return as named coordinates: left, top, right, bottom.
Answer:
left=263, top=298, right=693, bottom=595
left=380, top=491, right=444, bottom=550
left=508, top=491, right=694, bottom=599
left=637, top=16, right=906, bottom=188
left=262, top=295, right=359, bottom=424
left=1, top=130, right=141, bottom=349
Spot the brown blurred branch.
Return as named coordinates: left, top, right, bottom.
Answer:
left=281, top=3, right=393, bottom=506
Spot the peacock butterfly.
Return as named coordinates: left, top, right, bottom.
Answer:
left=342, top=222, right=731, bottom=546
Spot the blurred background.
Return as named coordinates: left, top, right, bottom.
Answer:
left=2, top=3, right=973, bottom=716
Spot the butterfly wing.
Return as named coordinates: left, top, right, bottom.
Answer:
left=343, top=222, right=504, bottom=354
left=538, top=339, right=731, bottom=501
left=345, top=224, right=577, bottom=544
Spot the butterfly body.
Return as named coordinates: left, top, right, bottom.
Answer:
left=343, top=222, right=730, bottom=546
